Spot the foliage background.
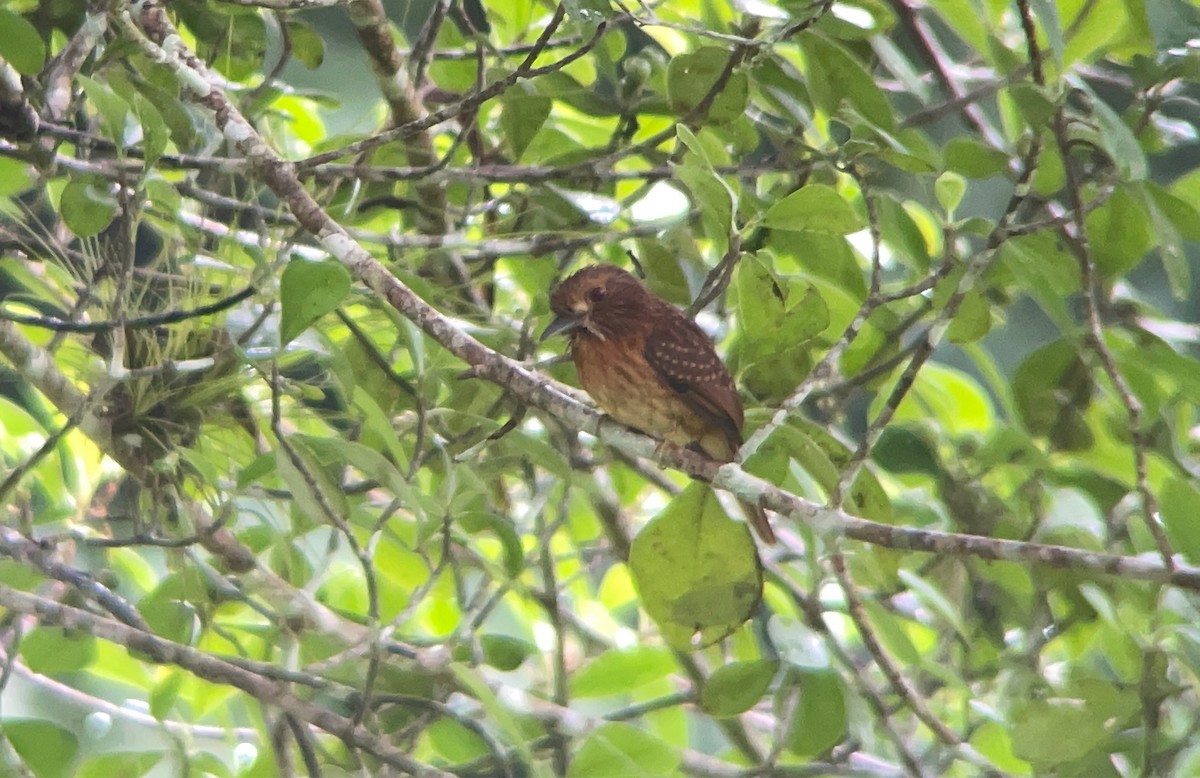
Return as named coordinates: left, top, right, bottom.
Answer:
left=2, top=0, right=1200, bottom=775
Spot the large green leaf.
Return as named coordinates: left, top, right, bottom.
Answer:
left=762, top=184, right=864, bottom=234
left=1011, top=680, right=1138, bottom=767
left=700, top=660, right=778, bottom=716
left=0, top=9, right=45, bottom=74
left=60, top=178, right=118, bottom=238
left=76, top=753, right=164, bottom=778
left=673, top=126, right=736, bottom=253
left=279, top=259, right=352, bottom=346
left=569, top=646, right=676, bottom=697
left=629, top=483, right=763, bottom=648
left=20, top=628, right=96, bottom=675
left=667, top=48, right=749, bottom=124
left=501, top=87, right=552, bottom=160
left=1086, top=185, right=1155, bottom=279
left=568, top=722, right=680, bottom=777
left=787, top=670, right=848, bottom=756
left=5, top=720, right=79, bottom=778
left=799, top=32, right=894, bottom=130
left=1162, top=477, right=1200, bottom=565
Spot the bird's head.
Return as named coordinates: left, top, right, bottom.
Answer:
left=541, top=264, right=652, bottom=342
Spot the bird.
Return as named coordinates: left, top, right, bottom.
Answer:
left=540, top=264, right=776, bottom=545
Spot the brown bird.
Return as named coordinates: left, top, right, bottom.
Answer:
left=541, top=264, right=776, bottom=545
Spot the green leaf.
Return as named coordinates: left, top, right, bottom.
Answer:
left=734, top=256, right=828, bottom=345
left=60, top=178, right=118, bottom=238
left=0, top=157, right=34, bottom=197
left=800, top=33, right=894, bottom=130
left=934, top=171, right=967, bottom=216
left=762, top=184, right=864, bottom=234
left=667, top=48, right=749, bottom=124
left=998, top=232, right=1080, bottom=328
left=700, top=660, right=778, bottom=716
left=1076, top=80, right=1147, bottom=181
left=672, top=150, right=734, bottom=253
left=944, top=137, right=1011, bottom=178
left=970, top=721, right=1030, bottom=774
left=744, top=419, right=891, bottom=522
left=1029, top=0, right=1065, bottom=64
left=674, top=124, right=715, bottom=166
left=787, top=670, right=848, bottom=756
left=449, top=663, right=534, bottom=766
left=861, top=599, right=920, bottom=664
left=872, top=197, right=931, bottom=271
left=480, top=634, right=535, bottom=672
left=1011, top=682, right=1137, bottom=766
left=1085, top=185, right=1155, bottom=279
left=0, top=9, right=45, bottom=75
left=628, top=483, right=763, bottom=648
left=150, top=670, right=186, bottom=721
left=568, top=722, right=680, bottom=778
left=0, top=396, right=46, bottom=439
left=897, top=569, right=965, bottom=637
left=947, top=288, right=991, bottom=343
left=1012, top=339, right=1090, bottom=436
left=0, top=560, right=45, bottom=591
left=130, top=92, right=169, bottom=167
left=1030, top=129, right=1066, bottom=195
left=1141, top=183, right=1192, bottom=299
left=1063, top=0, right=1127, bottom=66
left=78, top=75, right=133, bottom=145
left=76, top=752, right=164, bottom=778
left=1147, top=0, right=1200, bottom=50
left=501, top=90, right=551, bottom=160
left=139, top=595, right=199, bottom=645
left=635, top=238, right=692, bottom=304
left=20, top=628, right=96, bottom=675
left=236, top=453, right=275, bottom=488
left=5, top=720, right=79, bottom=778
left=562, top=0, right=612, bottom=25
left=876, top=126, right=941, bottom=172
left=1162, top=477, right=1200, bottom=565
left=883, top=362, right=996, bottom=436
left=456, top=511, right=525, bottom=578
left=871, top=426, right=941, bottom=477
left=184, top=751, right=232, bottom=778
left=569, top=646, right=675, bottom=697
left=212, top=11, right=268, bottom=82
left=286, top=19, right=325, bottom=68
left=131, top=71, right=199, bottom=150
left=1007, top=84, right=1058, bottom=130
left=1037, top=487, right=1106, bottom=549
left=279, top=259, right=352, bottom=345
left=316, top=562, right=368, bottom=615
left=1169, top=168, right=1200, bottom=238
left=426, top=718, right=490, bottom=763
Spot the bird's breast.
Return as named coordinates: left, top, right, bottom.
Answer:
left=573, top=335, right=665, bottom=426
left=571, top=333, right=733, bottom=459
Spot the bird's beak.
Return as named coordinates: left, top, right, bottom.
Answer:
left=540, top=313, right=583, bottom=341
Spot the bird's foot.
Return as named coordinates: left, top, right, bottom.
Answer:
left=652, top=438, right=687, bottom=466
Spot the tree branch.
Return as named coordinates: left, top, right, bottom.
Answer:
left=0, top=585, right=452, bottom=777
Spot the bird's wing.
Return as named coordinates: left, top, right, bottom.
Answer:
left=644, top=311, right=744, bottom=453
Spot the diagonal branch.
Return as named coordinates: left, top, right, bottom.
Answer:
left=0, top=585, right=452, bottom=777
left=117, top=0, right=1200, bottom=599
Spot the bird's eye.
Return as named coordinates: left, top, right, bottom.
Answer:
left=587, top=286, right=607, bottom=303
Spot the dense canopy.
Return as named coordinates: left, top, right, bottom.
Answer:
left=2, top=0, right=1200, bottom=776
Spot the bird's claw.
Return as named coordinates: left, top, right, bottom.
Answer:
left=652, top=438, right=685, bottom=466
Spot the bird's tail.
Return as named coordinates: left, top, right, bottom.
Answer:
left=740, top=500, right=776, bottom=545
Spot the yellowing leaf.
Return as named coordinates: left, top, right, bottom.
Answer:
left=629, top=483, right=763, bottom=648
